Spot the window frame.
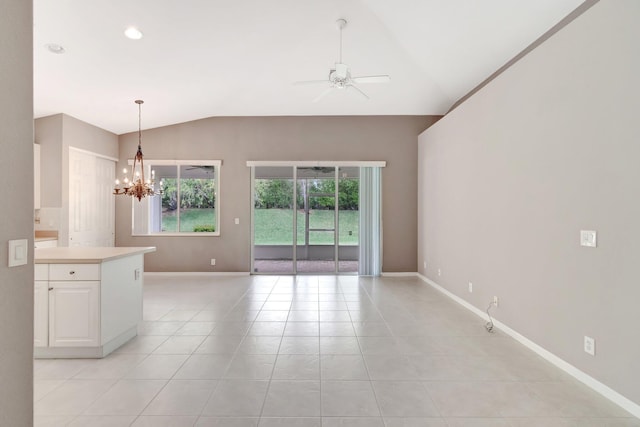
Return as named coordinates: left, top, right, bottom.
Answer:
left=130, top=159, right=221, bottom=237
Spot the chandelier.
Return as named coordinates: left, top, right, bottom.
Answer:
left=113, top=100, right=158, bottom=201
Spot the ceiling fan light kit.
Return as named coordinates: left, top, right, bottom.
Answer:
left=295, top=18, right=390, bottom=102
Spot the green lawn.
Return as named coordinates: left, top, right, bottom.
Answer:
left=254, top=208, right=358, bottom=245
left=160, top=208, right=359, bottom=244
left=162, top=208, right=216, bottom=232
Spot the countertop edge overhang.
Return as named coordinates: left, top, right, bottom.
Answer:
left=35, top=247, right=156, bottom=264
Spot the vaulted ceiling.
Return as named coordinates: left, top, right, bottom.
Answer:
left=34, top=0, right=585, bottom=134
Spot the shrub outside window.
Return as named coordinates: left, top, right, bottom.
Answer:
left=131, top=160, right=220, bottom=236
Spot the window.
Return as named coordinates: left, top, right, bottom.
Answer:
left=132, top=160, right=220, bottom=236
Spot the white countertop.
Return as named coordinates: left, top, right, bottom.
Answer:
left=35, top=246, right=156, bottom=264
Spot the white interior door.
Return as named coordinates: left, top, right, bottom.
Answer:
left=69, top=148, right=115, bottom=247
left=94, top=156, right=115, bottom=246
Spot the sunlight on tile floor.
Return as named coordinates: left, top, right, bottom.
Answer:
left=34, top=275, right=640, bottom=426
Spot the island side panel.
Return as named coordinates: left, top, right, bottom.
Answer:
left=100, top=254, right=144, bottom=346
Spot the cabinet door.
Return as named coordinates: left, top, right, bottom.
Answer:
left=49, top=281, right=100, bottom=347
left=34, top=281, right=48, bottom=347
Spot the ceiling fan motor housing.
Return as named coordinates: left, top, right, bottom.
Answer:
left=330, top=63, right=350, bottom=88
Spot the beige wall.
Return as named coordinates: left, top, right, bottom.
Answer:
left=0, top=0, right=34, bottom=424
left=35, top=113, right=118, bottom=244
left=418, top=0, right=640, bottom=408
left=35, top=114, right=63, bottom=208
left=116, top=115, right=438, bottom=272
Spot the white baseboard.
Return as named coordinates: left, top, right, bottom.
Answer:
left=416, top=273, right=640, bottom=419
left=381, top=272, right=419, bottom=277
left=144, top=271, right=250, bottom=277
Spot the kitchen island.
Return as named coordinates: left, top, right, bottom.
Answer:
left=34, top=246, right=155, bottom=358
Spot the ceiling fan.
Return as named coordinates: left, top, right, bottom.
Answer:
left=295, top=18, right=390, bottom=102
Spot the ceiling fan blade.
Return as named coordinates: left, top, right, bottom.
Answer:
left=312, top=87, right=334, bottom=103
left=351, top=75, right=391, bottom=84
left=348, top=83, right=369, bottom=100
left=293, top=80, right=329, bottom=85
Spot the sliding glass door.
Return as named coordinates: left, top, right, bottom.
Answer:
left=296, top=167, right=337, bottom=273
left=251, top=164, right=361, bottom=274
left=252, top=166, right=295, bottom=274
left=338, top=167, right=359, bottom=273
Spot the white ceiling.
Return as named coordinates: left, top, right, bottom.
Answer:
left=34, top=0, right=585, bottom=135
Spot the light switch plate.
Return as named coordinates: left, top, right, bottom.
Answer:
left=8, top=239, right=28, bottom=267
left=580, top=230, right=597, bottom=248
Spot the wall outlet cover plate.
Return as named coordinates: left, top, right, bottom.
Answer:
left=584, top=335, right=596, bottom=356
left=580, top=230, right=597, bottom=247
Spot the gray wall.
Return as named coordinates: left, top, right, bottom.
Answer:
left=0, top=0, right=34, bottom=424
left=116, top=116, right=438, bottom=272
left=418, top=0, right=639, bottom=408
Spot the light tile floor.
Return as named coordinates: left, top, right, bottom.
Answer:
left=34, top=274, right=640, bottom=427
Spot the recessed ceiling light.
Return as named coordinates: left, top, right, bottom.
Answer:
left=124, top=27, right=143, bottom=40
left=45, top=43, right=65, bottom=54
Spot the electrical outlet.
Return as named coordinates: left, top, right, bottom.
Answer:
left=493, top=296, right=499, bottom=307
left=468, top=282, right=473, bottom=293
left=423, top=260, right=427, bottom=269
left=134, top=268, right=140, bottom=280
left=234, top=218, right=240, bottom=225
left=584, top=336, right=595, bottom=356
left=437, top=268, right=441, bottom=277
left=210, top=258, right=216, bottom=266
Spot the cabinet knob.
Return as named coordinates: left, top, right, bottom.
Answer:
left=69, top=271, right=75, bottom=275
left=48, top=287, right=53, bottom=291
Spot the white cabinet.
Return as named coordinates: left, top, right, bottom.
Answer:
left=34, top=263, right=100, bottom=349
left=34, top=252, right=148, bottom=359
left=34, top=265, right=49, bottom=347
left=50, top=263, right=100, bottom=281
left=34, top=143, right=41, bottom=210
left=49, top=281, right=100, bottom=347
left=34, top=239, right=58, bottom=249
left=34, top=280, right=49, bottom=347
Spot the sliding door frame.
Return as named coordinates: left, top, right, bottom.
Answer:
left=248, top=161, right=386, bottom=275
